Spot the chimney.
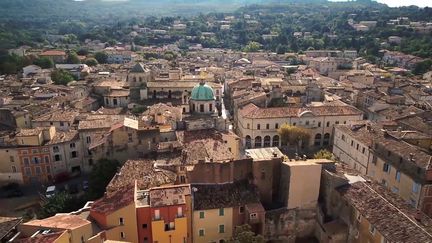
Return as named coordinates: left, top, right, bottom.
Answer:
left=414, top=210, right=422, bottom=221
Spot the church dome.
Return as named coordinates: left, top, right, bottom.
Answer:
left=191, top=82, right=215, bottom=101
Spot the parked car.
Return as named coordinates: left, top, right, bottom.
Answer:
left=82, top=180, right=89, bottom=191
left=1, top=183, right=23, bottom=198
left=45, top=185, right=57, bottom=198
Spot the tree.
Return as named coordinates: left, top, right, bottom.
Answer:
left=243, top=41, right=262, bottom=52
left=94, top=52, right=108, bottom=64
left=413, top=59, right=432, bottom=75
left=277, top=124, right=311, bottom=151
left=33, top=57, right=53, bottom=69
left=87, top=158, right=120, bottom=199
left=37, top=192, right=76, bottom=219
left=85, top=58, right=98, bottom=66
left=314, top=149, right=333, bottom=160
left=228, top=224, right=265, bottom=243
left=51, top=69, right=74, bottom=85
left=66, top=52, right=80, bottom=64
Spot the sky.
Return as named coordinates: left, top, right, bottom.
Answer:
left=376, top=0, right=431, bottom=7
left=330, top=0, right=431, bottom=7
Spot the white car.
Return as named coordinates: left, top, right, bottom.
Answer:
left=45, top=186, right=57, bottom=198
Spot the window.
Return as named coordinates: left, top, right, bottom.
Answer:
left=209, top=104, right=213, bottom=112
left=369, top=225, right=376, bottom=235
left=120, top=232, right=125, bottom=239
left=144, top=237, right=148, bottom=243
left=32, top=157, right=40, bottom=164
left=86, top=136, right=91, bottom=144
left=250, top=213, right=257, bottom=219
left=219, top=225, right=225, bottom=233
left=11, top=166, right=17, bottom=173
left=239, top=206, right=244, bottom=213
left=60, top=121, right=65, bottom=127
left=44, top=156, right=49, bottom=163
left=305, top=120, right=310, bottom=126
left=142, top=224, right=148, bottom=229
left=413, top=182, right=421, bottom=194
left=199, top=211, right=205, bottom=219
left=71, top=151, right=78, bottom=158
left=119, top=217, right=124, bottom=225
left=335, top=121, right=339, bottom=125
left=383, top=163, right=391, bottom=173
left=395, top=171, right=401, bottom=182
left=199, top=229, right=205, bottom=237
left=9, top=156, right=14, bottom=162
left=200, top=104, right=204, bottom=113
left=318, top=122, right=321, bottom=127
left=341, top=134, right=345, bottom=141
left=35, top=167, right=41, bottom=175
left=351, top=141, right=354, bottom=146
left=219, top=208, right=224, bottom=216
left=266, top=124, right=269, bottom=129
left=275, top=123, right=279, bottom=129
left=257, top=124, right=260, bottom=130
left=362, top=147, right=365, bottom=154
left=247, top=123, right=250, bottom=129
left=25, top=168, right=31, bottom=176
left=326, top=121, right=330, bottom=127
left=155, top=210, right=160, bottom=220
left=356, top=144, right=359, bottom=150
left=177, top=207, right=183, bottom=217
left=54, top=154, right=61, bottom=161
left=293, top=122, right=296, bottom=126
left=70, top=143, right=75, bottom=148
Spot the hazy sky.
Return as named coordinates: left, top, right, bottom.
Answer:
left=330, top=0, right=431, bottom=7
left=376, top=0, right=431, bottom=7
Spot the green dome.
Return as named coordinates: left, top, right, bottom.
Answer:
left=191, top=83, right=215, bottom=101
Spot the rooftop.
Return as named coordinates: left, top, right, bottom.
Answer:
left=23, top=214, right=90, bottom=230
left=16, top=230, right=66, bottom=243
left=337, top=181, right=432, bottom=243
left=106, top=159, right=176, bottom=192
left=192, top=181, right=260, bottom=210
left=239, top=103, right=362, bottom=119
left=91, top=185, right=135, bottom=215
left=0, top=217, right=22, bottom=240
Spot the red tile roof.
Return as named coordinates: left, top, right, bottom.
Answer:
left=39, top=50, right=66, bottom=56
left=90, top=185, right=135, bottom=215
left=239, top=103, right=362, bottom=119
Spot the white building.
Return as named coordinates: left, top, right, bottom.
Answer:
left=236, top=103, right=363, bottom=149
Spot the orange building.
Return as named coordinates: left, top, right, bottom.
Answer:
left=135, top=185, right=191, bottom=243
left=17, top=146, right=53, bottom=184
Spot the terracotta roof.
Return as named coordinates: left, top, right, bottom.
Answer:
left=39, top=50, right=66, bottom=56
left=33, top=110, right=79, bottom=123
left=91, top=185, right=135, bottom=215
left=46, top=130, right=79, bottom=145
left=192, top=181, right=260, bottom=210
left=23, top=214, right=90, bottom=230
left=239, top=103, right=362, bottom=119
left=106, top=160, right=176, bottom=192
left=337, top=181, right=432, bottom=243
left=16, top=230, right=66, bottom=243
left=0, top=217, right=22, bottom=240
left=16, top=128, right=43, bottom=137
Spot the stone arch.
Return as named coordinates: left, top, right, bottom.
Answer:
left=264, top=136, right=271, bottom=147
left=314, top=133, right=322, bottom=146
left=272, top=135, right=280, bottom=147
left=254, top=136, right=262, bottom=148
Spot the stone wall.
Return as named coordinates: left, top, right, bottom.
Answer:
left=264, top=207, right=317, bottom=243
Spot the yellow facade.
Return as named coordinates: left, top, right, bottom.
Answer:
left=152, top=217, right=188, bottom=243
left=54, top=231, right=70, bottom=243
left=222, top=132, right=241, bottom=159
left=367, top=157, right=421, bottom=207
left=353, top=209, right=385, bottom=243
left=193, top=208, right=233, bottom=243
left=105, top=204, right=139, bottom=243
left=17, top=133, right=43, bottom=146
